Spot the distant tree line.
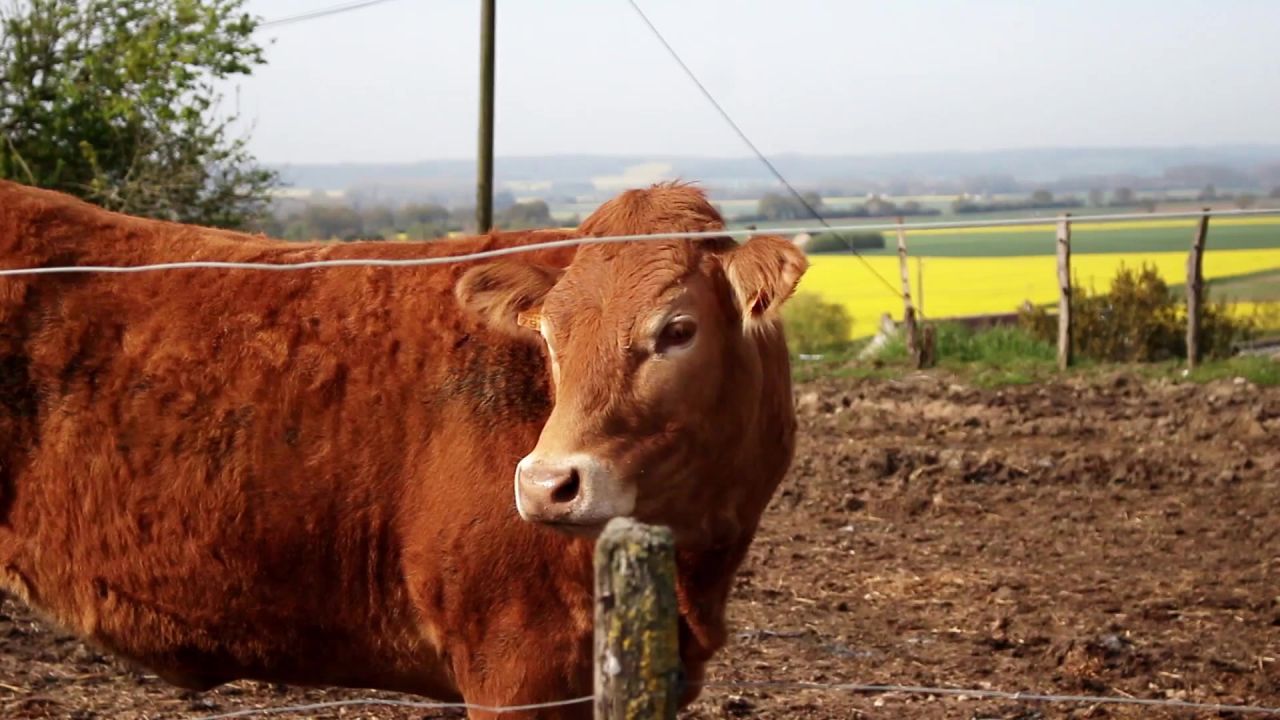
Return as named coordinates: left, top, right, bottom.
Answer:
left=1086, top=185, right=1277, bottom=211
left=257, top=199, right=564, bottom=242
left=736, top=191, right=941, bottom=223
left=738, top=191, right=826, bottom=222
left=1190, top=184, right=1274, bottom=210
left=842, top=195, right=942, bottom=219
left=952, top=190, right=1084, bottom=214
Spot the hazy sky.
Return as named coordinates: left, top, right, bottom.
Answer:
left=225, top=0, right=1280, bottom=165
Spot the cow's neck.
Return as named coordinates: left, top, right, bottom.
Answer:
left=673, top=324, right=796, bottom=668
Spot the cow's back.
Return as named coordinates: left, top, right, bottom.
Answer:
left=0, top=181, right=580, bottom=693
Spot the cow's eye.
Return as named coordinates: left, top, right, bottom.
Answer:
left=655, top=317, right=697, bottom=354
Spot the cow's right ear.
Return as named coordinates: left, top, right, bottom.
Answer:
left=455, top=261, right=562, bottom=340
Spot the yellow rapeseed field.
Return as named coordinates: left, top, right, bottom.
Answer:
left=800, top=248, right=1280, bottom=338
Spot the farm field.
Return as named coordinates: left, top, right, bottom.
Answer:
left=917, top=216, right=1274, bottom=254
left=869, top=216, right=1280, bottom=257
left=1208, top=268, right=1280, bottom=301
left=801, top=246, right=1280, bottom=339
left=746, top=216, right=1280, bottom=257
left=2, top=372, right=1277, bottom=719
left=551, top=195, right=1223, bottom=226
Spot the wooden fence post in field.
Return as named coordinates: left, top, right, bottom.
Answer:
left=1185, top=208, right=1211, bottom=369
left=594, top=518, right=680, bottom=720
left=1056, top=213, right=1073, bottom=371
left=895, top=217, right=921, bottom=365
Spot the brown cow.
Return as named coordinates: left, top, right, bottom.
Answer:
left=0, top=179, right=806, bottom=718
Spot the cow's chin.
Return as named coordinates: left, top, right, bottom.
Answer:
left=535, top=518, right=611, bottom=538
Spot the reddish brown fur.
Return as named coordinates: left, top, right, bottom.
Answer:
left=0, top=179, right=802, bottom=718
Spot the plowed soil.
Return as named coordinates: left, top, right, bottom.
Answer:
left=3, top=372, right=1278, bottom=719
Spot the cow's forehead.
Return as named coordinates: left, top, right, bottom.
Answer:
left=544, top=240, right=707, bottom=319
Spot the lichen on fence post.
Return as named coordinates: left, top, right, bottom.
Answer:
left=594, top=517, right=680, bottom=720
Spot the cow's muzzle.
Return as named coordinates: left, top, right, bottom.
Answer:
left=514, top=453, right=635, bottom=530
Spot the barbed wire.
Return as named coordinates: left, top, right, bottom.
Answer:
left=625, top=0, right=923, bottom=312
left=701, top=680, right=1280, bottom=715
left=1, top=208, right=1276, bottom=279
left=190, top=694, right=593, bottom=719
left=259, top=0, right=403, bottom=29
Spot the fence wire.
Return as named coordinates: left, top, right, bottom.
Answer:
left=187, top=680, right=1280, bottom=719
left=191, top=695, right=593, bottom=719
left=258, top=0, right=403, bottom=29
left=702, top=680, right=1280, bottom=715
left=1, top=208, right=1277, bottom=279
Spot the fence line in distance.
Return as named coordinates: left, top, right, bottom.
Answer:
left=1, top=207, right=1278, bottom=278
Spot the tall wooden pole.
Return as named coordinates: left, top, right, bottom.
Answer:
left=476, top=0, right=496, bottom=233
left=1185, top=208, right=1211, bottom=369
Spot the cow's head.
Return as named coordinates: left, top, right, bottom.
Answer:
left=457, top=183, right=807, bottom=543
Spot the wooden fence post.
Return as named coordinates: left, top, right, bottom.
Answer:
left=1186, top=208, right=1211, bottom=369
left=1056, top=213, right=1073, bottom=371
left=595, top=518, right=680, bottom=720
left=895, top=217, right=920, bottom=364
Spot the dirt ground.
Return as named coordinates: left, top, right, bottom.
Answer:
left=2, top=372, right=1278, bottom=719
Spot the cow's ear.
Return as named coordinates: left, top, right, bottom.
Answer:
left=456, top=261, right=562, bottom=340
left=720, top=234, right=809, bottom=327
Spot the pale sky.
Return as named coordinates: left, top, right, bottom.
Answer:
left=225, top=0, right=1280, bottom=165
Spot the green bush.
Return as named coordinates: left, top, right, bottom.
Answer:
left=804, top=231, right=886, bottom=254
left=876, top=322, right=1053, bottom=365
left=781, top=292, right=853, bottom=355
left=1019, top=263, right=1256, bottom=362
left=933, top=323, right=1056, bottom=364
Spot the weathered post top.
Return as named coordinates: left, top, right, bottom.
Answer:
left=594, top=517, right=680, bottom=720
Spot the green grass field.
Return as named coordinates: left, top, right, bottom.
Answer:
left=790, top=321, right=1280, bottom=388
left=744, top=217, right=1280, bottom=256
left=1205, top=268, right=1280, bottom=301
left=847, top=223, right=1280, bottom=256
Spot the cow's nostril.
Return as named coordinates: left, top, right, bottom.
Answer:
left=551, top=469, right=581, bottom=505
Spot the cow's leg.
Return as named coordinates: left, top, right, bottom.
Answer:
left=678, top=658, right=706, bottom=708
left=0, top=561, right=35, bottom=608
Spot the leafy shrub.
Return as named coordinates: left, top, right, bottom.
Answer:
left=804, top=231, right=886, bottom=254
left=781, top=292, right=853, bottom=355
left=932, top=323, right=1055, bottom=364
left=1248, top=301, right=1280, bottom=332
left=1018, top=263, right=1256, bottom=362
left=496, top=200, right=556, bottom=230
left=875, top=322, right=1053, bottom=365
